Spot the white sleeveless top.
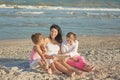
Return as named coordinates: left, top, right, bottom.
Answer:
left=46, top=43, right=60, bottom=56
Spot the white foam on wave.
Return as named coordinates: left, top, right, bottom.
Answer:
left=60, top=12, right=77, bottom=14
left=85, top=12, right=120, bottom=18
left=0, top=4, right=120, bottom=12
left=16, top=12, right=45, bottom=14
left=86, top=12, right=108, bottom=16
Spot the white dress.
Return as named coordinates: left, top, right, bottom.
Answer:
left=46, top=43, right=60, bottom=64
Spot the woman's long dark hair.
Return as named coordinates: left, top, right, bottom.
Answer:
left=49, top=24, right=63, bottom=43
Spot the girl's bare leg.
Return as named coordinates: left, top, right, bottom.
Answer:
left=53, top=61, right=75, bottom=77
left=38, top=61, right=52, bottom=74
left=38, top=61, right=44, bottom=69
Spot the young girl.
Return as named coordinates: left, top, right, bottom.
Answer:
left=30, top=33, right=52, bottom=74
left=61, top=32, right=95, bottom=72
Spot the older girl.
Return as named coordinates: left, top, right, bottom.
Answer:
left=30, top=33, right=52, bottom=74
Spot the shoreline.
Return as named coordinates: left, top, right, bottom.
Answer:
left=0, top=35, right=120, bottom=49
left=0, top=34, right=120, bottom=41
left=0, top=35, right=120, bottom=42
left=0, top=36, right=120, bottom=80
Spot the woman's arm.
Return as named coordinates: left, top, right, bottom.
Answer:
left=61, top=41, right=69, bottom=55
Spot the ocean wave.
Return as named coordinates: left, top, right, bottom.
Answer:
left=16, top=12, right=45, bottom=14
left=85, top=12, right=120, bottom=18
left=0, top=4, right=120, bottom=12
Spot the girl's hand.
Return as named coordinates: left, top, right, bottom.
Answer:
left=70, top=57, right=79, bottom=62
left=45, top=63, right=49, bottom=69
left=64, top=53, right=70, bottom=57
left=45, top=55, right=53, bottom=59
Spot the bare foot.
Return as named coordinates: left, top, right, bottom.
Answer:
left=88, top=66, right=95, bottom=72
left=76, top=72, right=83, bottom=75
left=75, top=72, right=86, bottom=78
left=53, top=70, right=62, bottom=74
left=83, top=65, right=95, bottom=72
left=70, top=72, right=76, bottom=77
left=47, top=68, right=52, bottom=74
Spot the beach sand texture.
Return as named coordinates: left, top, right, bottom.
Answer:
left=0, top=36, right=120, bottom=80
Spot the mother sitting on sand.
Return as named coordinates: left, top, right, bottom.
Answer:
left=42, top=24, right=75, bottom=76
left=44, top=24, right=95, bottom=74
left=44, top=24, right=81, bottom=76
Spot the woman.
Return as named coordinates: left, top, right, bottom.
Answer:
left=44, top=24, right=76, bottom=76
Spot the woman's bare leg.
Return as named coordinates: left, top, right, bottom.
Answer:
left=60, top=60, right=82, bottom=75
left=50, top=63, right=62, bottom=74
left=53, top=61, right=75, bottom=77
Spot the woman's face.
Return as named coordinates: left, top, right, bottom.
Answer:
left=50, top=28, right=58, bottom=39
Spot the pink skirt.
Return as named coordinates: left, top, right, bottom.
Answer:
left=66, top=56, right=87, bottom=70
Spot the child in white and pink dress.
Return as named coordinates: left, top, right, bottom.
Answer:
left=61, top=32, right=95, bottom=72
left=30, top=33, right=52, bottom=74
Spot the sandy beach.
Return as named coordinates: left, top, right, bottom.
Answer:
left=0, top=36, right=120, bottom=80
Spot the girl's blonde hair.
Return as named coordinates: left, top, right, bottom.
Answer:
left=66, top=32, right=77, bottom=41
left=31, top=33, right=44, bottom=44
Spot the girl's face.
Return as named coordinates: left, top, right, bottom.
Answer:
left=66, top=37, right=74, bottom=45
left=38, top=36, right=45, bottom=45
left=50, top=28, right=58, bottom=39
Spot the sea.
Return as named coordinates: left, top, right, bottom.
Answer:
left=0, top=0, right=120, bottom=40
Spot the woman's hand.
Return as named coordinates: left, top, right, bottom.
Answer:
left=52, top=56, right=58, bottom=61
